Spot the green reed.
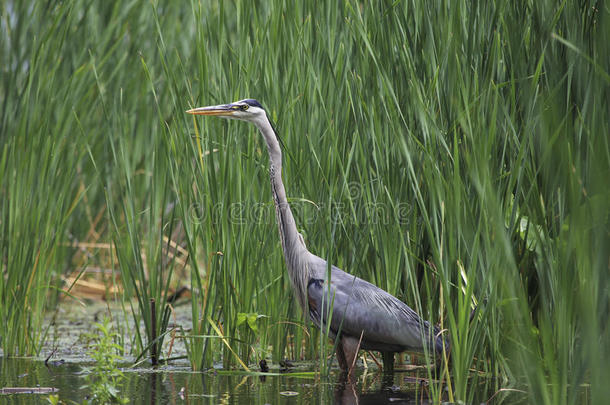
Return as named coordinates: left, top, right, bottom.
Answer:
left=0, top=1, right=90, bottom=355
left=1, top=1, right=607, bottom=403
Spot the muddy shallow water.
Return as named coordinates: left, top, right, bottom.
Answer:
left=0, top=357, right=458, bottom=404
left=0, top=301, right=509, bottom=404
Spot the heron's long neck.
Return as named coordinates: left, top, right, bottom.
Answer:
left=255, top=116, right=310, bottom=310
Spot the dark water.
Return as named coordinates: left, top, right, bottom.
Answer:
left=0, top=303, right=513, bottom=404
left=0, top=357, right=485, bottom=404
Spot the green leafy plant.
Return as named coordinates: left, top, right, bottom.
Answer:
left=236, top=312, right=268, bottom=365
left=85, top=317, right=128, bottom=404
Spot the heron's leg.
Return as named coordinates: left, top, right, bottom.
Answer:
left=434, top=349, right=450, bottom=377
left=382, top=351, right=394, bottom=374
left=340, top=335, right=361, bottom=376
left=335, top=340, right=348, bottom=371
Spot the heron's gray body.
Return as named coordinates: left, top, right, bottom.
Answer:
left=187, top=99, right=448, bottom=373
left=306, top=253, right=443, bottom=354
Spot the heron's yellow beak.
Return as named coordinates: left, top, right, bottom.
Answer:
left=186, top=104, right=237, bottom=116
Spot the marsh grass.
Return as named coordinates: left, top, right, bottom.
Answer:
left=1, top=1, right=608, bottom=403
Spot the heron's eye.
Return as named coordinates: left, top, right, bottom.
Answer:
left=240, top=104, right=249, bottom=111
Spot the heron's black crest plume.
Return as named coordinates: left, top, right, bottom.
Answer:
left=243, top=99, right=264, bottom=108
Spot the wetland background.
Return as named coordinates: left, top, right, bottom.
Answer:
left=1, top=1, right=608, bottom=404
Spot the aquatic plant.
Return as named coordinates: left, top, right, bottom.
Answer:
left=84, top=316, right=128, bottom=404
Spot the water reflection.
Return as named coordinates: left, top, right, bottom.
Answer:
left=0, top=357, right=508, bottom=404
left=334, top=378, right=415, bottom=405
left=145, top=373, right=160, bottom=404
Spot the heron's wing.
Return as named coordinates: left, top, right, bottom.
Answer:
left=307, top=255, right=438, bottom=351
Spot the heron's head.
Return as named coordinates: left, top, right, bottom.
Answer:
left=186, top=99, right=267, bottom=125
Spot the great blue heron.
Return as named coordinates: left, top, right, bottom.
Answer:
left=187, top=99, right=448, bottom=374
